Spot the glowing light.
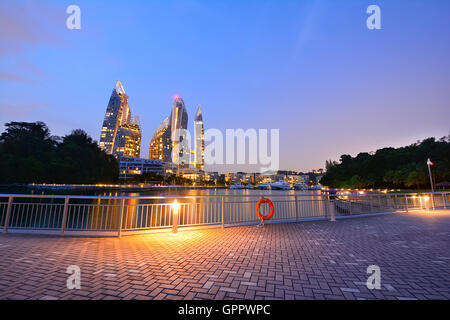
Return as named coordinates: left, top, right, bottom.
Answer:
left=171, top=200, right=180, bottom=234
left=423, top=196, right=430, bottom=201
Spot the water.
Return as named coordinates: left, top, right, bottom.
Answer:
left=0, top=185, right=324, bottom=198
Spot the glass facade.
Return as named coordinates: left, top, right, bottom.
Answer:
left=194, top=105, right=205, bottom=170
left=170, top=96, right=189, bottom=166
left=149, top=117, right=172, bottom=162
left=99, top=80, right=140, bottom=159
left=113, top=122, right=141, bottom=158
left=99, top=80, right=131, bottom=154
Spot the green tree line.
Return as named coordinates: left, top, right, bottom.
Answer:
left=0, top=121, right=118, bottom=184
left=320, top=136, right=450, bottom=189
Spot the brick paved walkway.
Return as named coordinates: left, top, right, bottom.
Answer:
left=0, top=210, right=449, bottom=300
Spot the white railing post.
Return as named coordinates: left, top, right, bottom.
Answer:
left=61, top=197, right=69, bottom=236
left=3, top=196, right=14, bottom=233
left=329, top=199, right=336, bottom=222
left=369, top=195, right=374, bottom=214
left=221, top=197, right=225, bottom=228
left=422, top=194, right=434, bottom=211
left=431, top=192, right=435, bottom=210
left=117, top=198, right=125, bottom=237
left=294, top=195, right=299, bottom=221
left=404, top=195, right=409, bottom=213
left=443, top=193, right=447, bottom=209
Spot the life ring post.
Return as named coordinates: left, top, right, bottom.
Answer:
left=255, top=197, right=275, bottom=225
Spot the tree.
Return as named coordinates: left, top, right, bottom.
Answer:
left=0, top=122, right=118, bottom=184
left=53, top=129, right=118, bottom=184
left=0, top=121, right=57, bottom=183
left=320, top=136, right=450, bottom=189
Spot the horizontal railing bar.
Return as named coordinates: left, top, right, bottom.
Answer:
left=224, top=199, right=328, bottom=204
left=9, top=203, right=65, bottom=206
left=0, top=193, right=324, bottom=200
left=0, top=191, right=447, bottom=201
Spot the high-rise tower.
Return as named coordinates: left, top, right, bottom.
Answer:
left=170, top=96, right=189, bottom=166
left=194, top=105, right=204, bottom=170
left=149, top=117, right=172, bottom=162
left=99, top=80, right=131, bottom=154
left=113, top=118, right=141, bottom=158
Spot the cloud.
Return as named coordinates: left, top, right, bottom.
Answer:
left=14, top=58, right=48, bottom=79
left=0, top=103, right=43, bottom=120
left=0, top=72, right=36, bottom=84
left=0, top=0, right=63, bottom=48
left=0, top=0, right=63, bottom=83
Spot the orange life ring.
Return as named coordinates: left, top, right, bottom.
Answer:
left=255, top=198, right=275, bottom=221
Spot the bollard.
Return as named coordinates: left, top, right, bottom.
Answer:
left=172, top=200, right=180, bottom=234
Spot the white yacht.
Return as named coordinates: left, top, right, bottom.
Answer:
left=293, top=181, right=308, bottom=190
left=230, top=183, right=245, bottom=190
left=255, top=182, right=271, bottom=190
left=270, top=180, right=291, bottom=190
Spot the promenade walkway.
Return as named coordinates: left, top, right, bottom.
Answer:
left=0, top=210, right=449, bottom=300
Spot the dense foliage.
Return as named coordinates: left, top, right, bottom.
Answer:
left=320, top=136, right=450, bottom=189
left=0, top=122, right=118, bottom=184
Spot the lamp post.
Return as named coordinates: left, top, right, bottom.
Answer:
left=426, top=158, right=435, bottom=209
left=171, top=200, right=180, bottom=234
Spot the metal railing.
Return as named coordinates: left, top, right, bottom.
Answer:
left=0, top=191, right=448, bottom=236
left=334, top=191, right=449, bottom=215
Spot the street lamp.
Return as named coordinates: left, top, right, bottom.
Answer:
left=426, top=158, right=435, bottom=209
left=171, top=200, right=180, bottom=234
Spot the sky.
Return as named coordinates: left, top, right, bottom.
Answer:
left=1, top=0, right=449, bottom=173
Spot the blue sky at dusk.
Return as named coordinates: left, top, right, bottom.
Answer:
left=1, top=0, right=449, bottom=173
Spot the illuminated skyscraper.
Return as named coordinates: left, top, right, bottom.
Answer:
left=194, top=105, right=204, bottom=170
left=99, top=80, right=131, bottom=154
left=113, top=120, right=141, bottom=158
left=170, top=96, right=189, bottom=165
left=149, top=117, right=172, bottom=162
